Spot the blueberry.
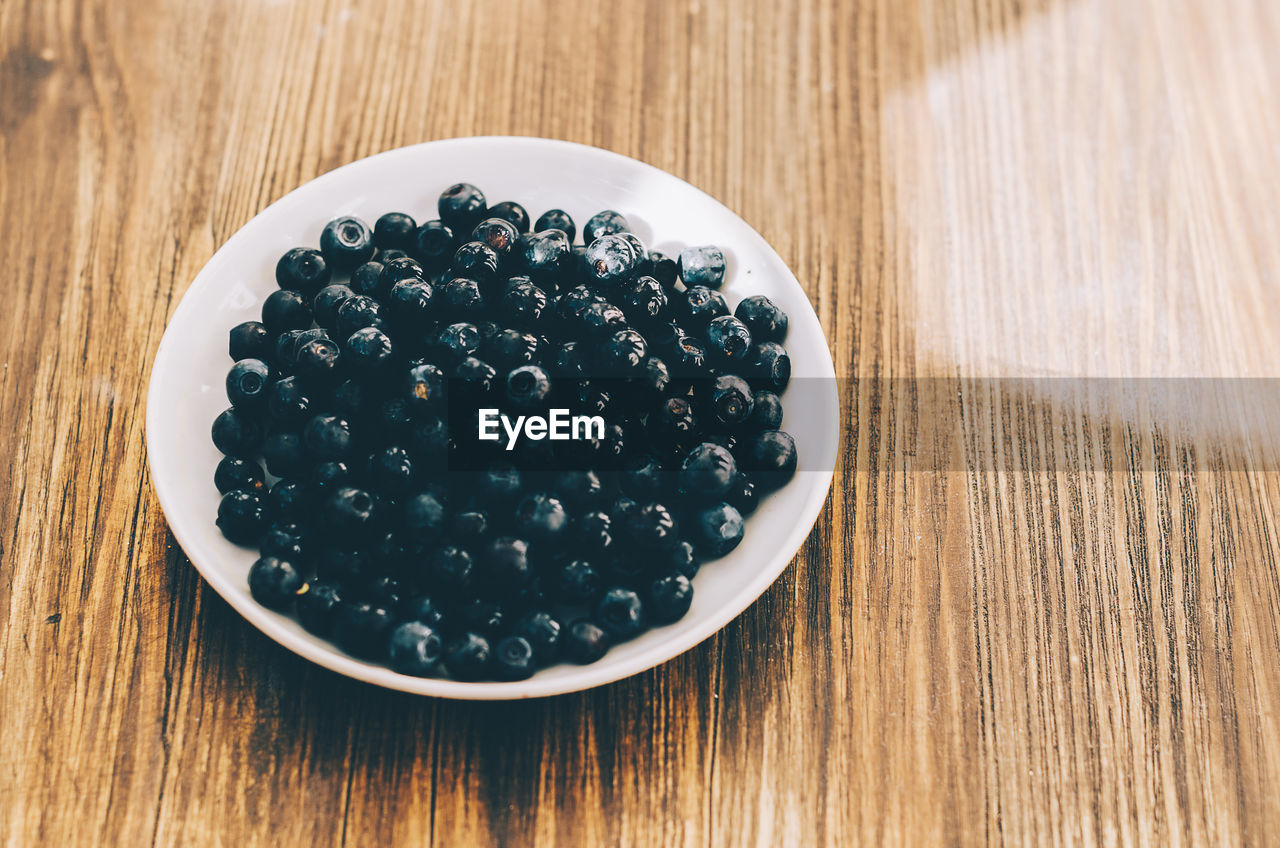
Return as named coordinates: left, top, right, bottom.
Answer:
left=402, top=492, right=446, bottom=543
left=294, top=337, right=342, bottom=385
left=476, top=464, right=523, bottom=502
left=742, top=430, right=797, bottom=491
left=387, top=621, right=443, bottom=676
left=297, top=582, right=343, bottom=636
left=460, top=597, right=507, bottom=637
left=705, top=374, right=755, bottom=427
left=653, top=396, right=698, bottom=447
left=623, top=502, right=679, bottom=550
left=512, top=611, right=561, bottom=663
left=320, top=216, right=374, bottom=269
left=267, top=479, right=310, bottom=523
left=336, top=294, right=386, bottom=337
left=452, top=240, right=501, bottom=283
left=726, top=473, right=759, bottom=516
left=367, top=445, right=414, bottom=495
left=438, top=183, right=487, bottom=232
left=211, top=407, right=263, bottom=457
left=585, top=233, right=643, bottom=285
left=404, top=361, right=445, bottom=410
left=563, top=619, right=610, bottom=663
left=312, top=459, right=351, bottom=491
left=552, top=470, right=604, bottom=508
left=514, top=493, right=568, bottom=542
left=734, top=295, right=788, bottom=342
left=415, top=219, right=456, bottom=265
left=648, top=574, right=693, bottom=623
left=752, top=341, right=791, bottom=391
left=678, top=245, right=726, bottom=289
left=374, top=212, right=418, bottom=252
left=215, top=456, right=266, bottom=495
left=691, top=502, right=745, bottom=557
left=216, top=489, right=268, bottom=544
left=579, top=301, right=627, bottom=339
left=748, top=390, right=784, bottom=430
left=647, top=251, right=678, bottom=288
left=379, top=248, right=409, bottom=264
left=247, top=556, right=303, bottom=609
left=404, top=595, right=449, bottom=630
left=595, top=587, right=645, bottom=640
left=555, top=558, right=604, bottom=605
left=427, top=544, right=475, bottom=594
left=335, top=600, right=396, bottom=659
left=634, top=356, right=671, bottom=401
left=518, top=228, right=571, bottom=282
left=435, top=321, right=482, bottom=363
left=312, top=284, right=354, bottom=330
left=617, top=275, right=668, bottom=322
left=275, top=247, right=331, bottom=295
left=666, top=540, right=701, bottom=578
left=344, top=327, right=395, bottom=378
left=619, top=453, right=666, bottom=498
left=320, top=487, right=378, bottom=543
left=266, top=376, right=312, bottom=426
left=534, top=209, right=575, bottom=242
left=225, top=359, right=271, bottom=408
left=472, top=217, right=520, bottom=255
left=378, top=256, right=426, bottom=297
left=506, top=364, right=552, bottom=408
left=549, top=340, right=586, bottom=377
left=441, top=277, right=486, bottom=320
left=601, top=328, right=648, bottom=374
left=386, top=279, right=436, bottom=332
left=261, top=432, right=306, bottom=477
left=453, top=356, right=499, bottom=398
left=678, top=286, right=728, bottom=328
left=349, top=261, right=386, bottom=299
left=501, top=277, right=549, bottom=329
left=680, top=442, right=737, bottom=500
left=484, top=328, right=540, bottom=370
left=669, top=335, right=710, bottom=379
left=261, top=288, right=312, bottom=333
left=705, top=315, right=753, bottom=364
left=493, top=635, right=537, bottom=680
left=315, top=548, right=367, bottom=583
left=583, top=210, right=629, bottom=243
left=443, top=631, right=492, bottom=680
left=451, top=510, right=488, bottom=539
left=302, top=414, right=352, bottom=460
left=229, top=321, right=273, bottom=361
left=260, top=522, right=306, bottom=563
left=487, top=200, right=530, bottom=233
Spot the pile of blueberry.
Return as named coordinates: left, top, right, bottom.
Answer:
left=211, top=182, right=797, bottom=681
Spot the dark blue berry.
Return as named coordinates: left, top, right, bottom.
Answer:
left=518, top=228, right=571, bottom=282
left=336, top=295, right=386, bottom=337
left=414, top=219, right=455, bottom=265
left=678, top=286, right=728, bottom=328
left=335, top=600, right=395, bottom=659
left=585, top=233, right=643, bottom=285
left=402, top=492, right=446, bottom=543
left=623, top=502, right=679, bottom=550
left=579, top=301, right=627, bottom=339
left=441, top=277, right=486, bottom=319
left=386, top=279, right=436, bottom=333
left=726, top=473, right=759, bottom=516
left=344, top=327, right=395, bottom=378
left=648, top=573, right=693, bottom=623
left=452, top=240, right=501, bottom=283
left=297, top=582, right=343, bottom=636
left=404, top=361, right=445, bottom=410
left=275, top=247, right=330, bottom=295
left=374, top=212, right=418, bottom=252
left=260, top=522, right=306, bottom=562
left=666, top=540, right=701, bottom=578
left=321, top=486, right=377, bottom=540
left=534, top=209, right=575, bottom=242
left=617, top=275, right=668, bottom=322
left=513, top=612, right=561, bottom=663
left=501, top=277, right=549, bottom=329
left=438, top=183, right=487, bottom=232
left=261, top=288, right=312, bottom=332
left=435, top=322, right=482, bottom=363
left=742, top=430, right=798, bottom=491
left=294, top=337, right=342, bottom=385
left=261, top=433, right=306, bottom=478
left=216, top=489, right=268, bottom=544
left=487, top=200, right=529, bottom=233
left=378, top=256, right=426, bottom=298
left=514, top=493, right=568, bottom=542
left=506, top=364, right=552, bottom=408
left=706, top=374, right=755, bottom=427
left=563, top=619, right=610, bottom=663
left=472, top=218, right=520, bottom=255
left=692, top=502, right=745, bottom=557
left=349, top=261, right=385, bottom=298
left=427, top=544, right=475, bottom=594
left=316, top=548, right=366, bottom=583
left=247, top=556, right=303, bottom=609
left=443, top=631, right=491, bottom=680
left=312, top=459, right=351, bottom=491
left=596, top=587, right=646, bottom=640
left=267, top=479, right=310, bottom=523
left=225, top=358, right=271, bottom=408
left=493, top=635, right=537, bottom=680
left=229, top=321, right=273, bottom=361
left=404, top=595, right=449, bottom=630
left=678, top=245, right=726, bottom=289
left=705, top=315, right=753, bottom=364
left=748, top=390, right=784, bottom=430
left=215, top=456, right=266, bottom=495
left=555, top=559, right=603, bottom=605
left=211, top=407, right=263, bottom=457
left=266, top=376, right=312, bottom=426
left=583, top=210, right=629, bottom=243
left=319, top=216, right=374, bottom=270
left=680, top=442, right=737, bottom=500
left=312, top=284, right=354, bottom=330
left=485, top=328, right=540, bottom=370
left=752, top=341, right=791, bottom=392
left=601, top=328, right=648, bottom=373
left=302, top=414, right=352, bottom=459
left=734, top=295, right=788, bottom=342
left=367, top=445, right=414, bottom=495
left=388, top=621, right=443, bottom=676
left=647, top=251, right=678, bottom=288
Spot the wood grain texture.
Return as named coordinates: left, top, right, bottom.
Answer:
left=2, top=0, right=1279, bottom=844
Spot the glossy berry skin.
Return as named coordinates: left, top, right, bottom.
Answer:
left=211, top=407, right=263, bottom=457
left=260, top=522, right=305, bottom=563
left=579, top=301, right=627, bottom=339
left=452, top=240, right=501, bottom=283
left=601, top=328, right=648, bottom=373
left=514, top=493, right=568, bottom=542
left=374, top=211, right=418, bottom=252
left=680, top=442, right=737, bottom=500
left=268, top=479, right=310, bottom=523
left=692, top=502, right=745, bottom=557
left=572, top=511, right=614, bottom=555
left=585, top=233, right=643, bottom=285
left=367, top=445, right=415, bottom=495
left=312, top=460, right=351, bottom=492
left=335, top=601, right=396, bottom=659
left=388, top=621, right=444, bottom=676
left=596, top=587, right=646, bottom=640
left=404, top=595, right=449, bottom=631
left=472, top=217, right=520, bottom=255
left=679, top=286, right=729, bottom=329
left=265, top=376, right=311, bottom=426
left=748, top=390, right=784, bottom=431
left=320, top=216, right=375, bottom=269
left=427, top=545, right=475, bottom=595
left=312, top=284, right=354, bottom=330
left=513, top=612, right=561, bottom=664
left=320, top=487, right=378, bottom=542
left=402, top=492, right=446, bottom=543
left=336, top=294, right=386, bottom=337
left=752, top=341, right=791, bottom=392
left=553, top=470, right=604, bottom=509
left=623, top=502, right=679, bottom=550
left=247, top=556, right=303, bottom=609
left=485, top=329, right=539, bottom=370
left=501, top=278, right=549, bottom=329
left=453, top=356, right=499, bottom=399
left=742, top=430, right=798, bottom=491
left=404, top=362, right=445, bottom=411
left=555, top=559, right=603, bottom=605
left=647, top=251, right=678, bottom=288
left=648, top=574, right=693, bottom=624
left=443, top=631, right=492, bottom=680
left=705, top=315, right=753, bottom=364
left=734, top=294, right=788, bottom=342
left=479, top=536, right=532, bottom=588
left=534, top=209, right=575, bottom=242
left=294, top=337, right=342, bottom=386
left=217, top=489, right=268, bottom=544
left=706, top=374, right=755, bottom=427
left=493, top=635, right=537, bottom=680
left=315, top=548, right=366, bottom=583
left=518, top=228, right=571, bottom=282
left=666, top=540, right=701, bottom=578
left=378, top=256, right=426, bottom=297
left=563, top=620, right=610, bottom=664
left=617, top=275, right=668, bottom=322
left=386, top=279, right=436, bottom=332
left=415, top=219, right=455, bottom=265
left=583, top=210, right=629, bottom=243
left=215, top=456, right=265, bottom=495
left=262, top=433, right=306, bottom=478
left=438, top=183, right=487, bottom=232
left=229, top=321, right=273, bottom=361
left=349, top=260, right=385, bottom=298
left=726, top=473, right=759, bottom=516
left=441, top=277, right=486, bottom=320
left=345, top=327, right=395, bottom=378
left=487, top=200, right=530, bottom=233
left=678, top=245, right=727, bottom=289
left=225, top=358, right=271, bottom=408
left=434, top=322, right=482, bottom=364
left=261, top=289, right=312, bottom=333
left=275, top=247, right=331, bottom=295
left=506, top=364, right=553, bottom=408
left=302, top=414, right=353, bottom=460
left=297, top=582, right=343, bottom=636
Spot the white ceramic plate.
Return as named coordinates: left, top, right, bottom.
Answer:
left=146, top=137, right=838, bottom=699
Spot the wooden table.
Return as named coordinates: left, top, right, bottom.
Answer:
left=4, top=0, right=1279, bottom=844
